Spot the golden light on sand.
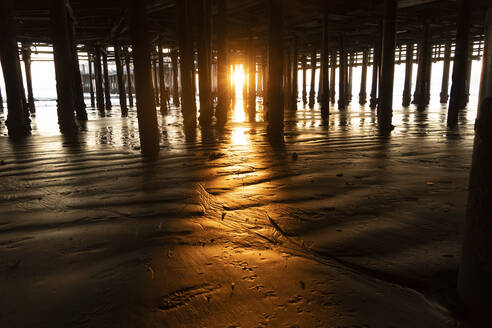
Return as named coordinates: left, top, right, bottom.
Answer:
left=231, top=126, right=249, bottom=146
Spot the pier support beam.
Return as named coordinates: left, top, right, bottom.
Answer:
left=291, top=43, right=298, bottom=108
left=347, top=53, right=353, bottom=103
left=359, top=48, right=368, bottom=105
left=125, top=49, right=134, bottom=107
left=114, top=42, right=128, bottom=116
left=448, top=0, right=471, bottom=126
left=129, top=0, right=160, bottom=155
left=171, top=50, right=180, bottom=107
left=402, top=43, right=414, bottom=107
left=198, top=0, right=212, bottom=126
left=94, top=47, right=105, bottom=112
left=216, top=0, right=228, bottom=124
left=152, top=57, right=159, bottom=105
left=440, top=42, right=452, bottom=103
left=248, top=36, right=257, bottom=119
left=458, top=9, right=492, bottom=325
left=67, top=19, right=87, bottom=121
left=320, top=12, right=330, bottom=117
left=338, top=37, right=347, bottom=110
left=102, top=49, right=112, bottom=110
left=88, top=54, right=95, bottom=108
left=177, top=0, right=196, bottom=129
left=51, top=0, right=77, bottom=134
left=417, top=20, right=431, bottom=111
left=266, top=0, right=284, bottom=139
left=378, top=0, right=397, bottom=130
left=301, top=55, right=307, bottom=104
left=370, top=38, right=381, bottom=109
left=21, top=44, right=36, bottom=113
left=330, top=52, right=336, bottom=103
left=157, top=40, right=167, bottom=114
left=309, top=50, right=316, bottom=107
left=0, top=0, right=31, bottom=137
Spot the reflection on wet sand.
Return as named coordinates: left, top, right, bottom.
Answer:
left=0, top=95, right=475, bottom=327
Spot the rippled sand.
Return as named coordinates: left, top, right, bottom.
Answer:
left=0, top=95, right=475, bottom=327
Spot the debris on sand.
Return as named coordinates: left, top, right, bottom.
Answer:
left=208, top=152, right=226, bottom=161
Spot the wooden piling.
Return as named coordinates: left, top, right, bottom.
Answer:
left=330, top=52, right=336, bottom=103
left=309, top=50, right=316, bottom=107
left=359, top=48, right=368, bottom=105
left=347, top=53, right=353, bottom=103
left=320, top=12, right=330, bottom=117
left=448, top=0, right=471, bottom=126
left=440, top=42, right=451, bottom=103
left=402, top=43, right=414, bottom=106
left=171, top=49, right=180, bottom=107
left=370, top=38, right=380, bottom=109
left=129, top=0, right=160, bottom=155
left=157, top=40, right=167, bottom=114
left=21, top=44, right=36, bottom=113
left=94, top=47, right=105, bottom=112
left=88, top=54, right=95, bottom=108
left=125, top=48, right=134, bottom=107
left=67, top=18, right=88, bottom=121
left=457, top=9, right=492, bottom=324
left=291, top=42, right=298, bottom=108
left=338, top=37, right=347, bottom=110
left=0, top=0, right=31, bottom=137
left=198, top=0, right=212, bottom=126
left=267, top=0, right=284, bottom=139
left=248, top=35, right=257, bottom=120
left=177, top=0, right=197, bottom=129
left=114, top=42, right=128, bottom=115
left=215, top=0, right=228, bottom=124
left=378, top=0, right=397, bottom=130
left=51, top=0, right=77, bottom=134
left=102, top=49, right=112, bottom=110
left=301, top=55, right=307, bottom=104
left=417, top=21, right=431, bottom=111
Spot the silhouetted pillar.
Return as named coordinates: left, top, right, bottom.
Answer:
left=412, top=42, right=423, bottom=104
left=0, top=86, right=4, bottom=110
left=370, top=39, right=380, bottom=109
left=125, top=49, right=134, bottom=107
left=378, top=0, right=396, bottom=130
left=197, top=0, right=212, bottom=125
left=330, top=52, right=336, bottom=103
left=171, top=49, right=180, bottom=107
left=67, top=18, right=87, bottom=121
left=457, top=9, right=492, bottom=325
left=94, top=47, right=105, bottom=111
left=88, top=54, right=95, bottom=107
left=347, top=53, right=353, bottom=103
left=448, top=0, right=471, bottom=126
left=309, top=50, right=316, bottom=107
left=402, top=43, right=414, bottom=106
left=51, top=0, right=77, bottom=134
left=465, top=49, right=473, bottom=105
left=321, top=12, right=330, bottom=116
left=440, top=42, right=452, bottom=103
left=102, top=50, right=112, bottom=110
left=0, top=0, right=31, bottom=137
left=267, top=0, right=284, bottom=139
left=129, top=0, right=160, bottom=155
left=359, top=48, right=368, bottom=105
left=157, top=41, right=167, bottom=114
left=248, top=36, right=257, bottom=119
left=338, top=38, right=347, bottom=110
left=216, top=0, right=228, bottom=124
left=417, top=20, right=431, bottom=111
left=114, top=42, right=128, bottom=115
left=301, top=55, right=307, bottom=104
left=152, top=56, right=159, bottom=105
left=21, top=44, right=36, bottom=113
left=292, top=42, right=298, bottom=107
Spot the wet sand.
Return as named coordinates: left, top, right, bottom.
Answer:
left=0, top=97, right=474, bottom=327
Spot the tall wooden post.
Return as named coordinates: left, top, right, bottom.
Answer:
left=465, top=48, right=473, bottom=105
left=102, top=49, right=112, bottom=110
left=51, top=0, right=77, bottom=134
left=338, top=38, right=347, bottom=110
left=412, top=42, right=423, bottom=104
left=0, top=85, right=4, bottom=110
left=67, top=18, right=87, bottom=121
left=448, top=0, right=471, bottom=126
left=402, top=43, right=414, bottom=106
left=359, top=48, right=368, bottom=105
left=248, top=36, right=257, bottom=119
left=309, top=50, right=316, bottom=107
left=283, top=44, right=292, bottom=109
left=152, top=56, right=159, bottom=105
left=267, top=0, right=284, bottom=139
left=198, top=0, right=212, bottom=125
left=378, top=0, right=397, bottom=130
left=320, top=12, right=330, bottom=116
left=301, top=55, right=307, bottom=104
left=0, top=0, right=31, bottom=137
left=94, top=46, right=105, bottom=111
left=21, top=44, right=36, bottom=113
left=291, top=42, right=298, bottom=107
left=88, top=54, right=95, bottom=108
left=440, top=42, right=452, bottom=103
left=114, top=42, right=128, bottom=115
left=125, top=48, right=134, bottom=107
left=347, top=53, right=353, bottom=103
left=171, top=49, right=180, bottom=107
left=458, top=9, right=492, bottom=325
left=216, top=0, right=228, bottom=124
left=417, top=20, right=431, bottom=111
left=370, top=39, right=380, bottom=109
left=330, top=52, right=336, bottom=103
left=157, top=40, right=167, bottom=114
left=177, top=0, right=196, bottom=129
left=129, top=0, right=160, bottom=155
